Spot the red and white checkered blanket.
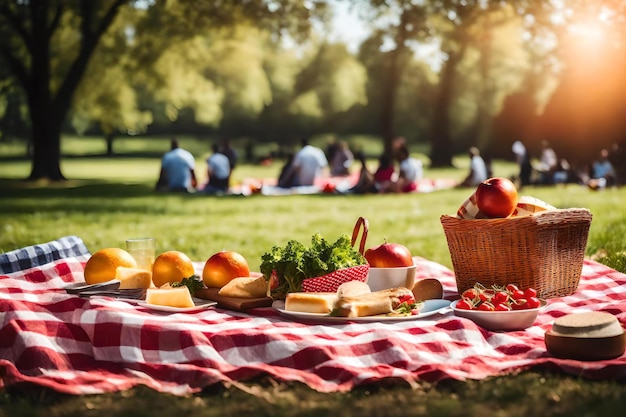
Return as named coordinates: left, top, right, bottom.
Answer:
left=1, top=237, right=625, bottom=395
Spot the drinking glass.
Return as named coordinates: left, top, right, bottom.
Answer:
left=125, top=238, right=156, bottom=272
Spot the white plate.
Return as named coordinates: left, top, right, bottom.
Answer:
left=276, top=299, right=451, bottom=323
left=450, top=299, right=547, bottom=331
left=136, top=298, right=217, bottom=313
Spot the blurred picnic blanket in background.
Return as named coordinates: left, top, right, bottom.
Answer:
left=1, top=237, right=625, bottom=396
left=232, top=173, right=458, bottom=196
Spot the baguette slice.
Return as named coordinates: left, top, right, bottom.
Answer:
left=218, top=276, right=268, bottom=299
left=333, top=287, right=415, bottom=318
left=285, top=292, right=337, bottom=314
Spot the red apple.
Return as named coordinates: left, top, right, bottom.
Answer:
left=364, top=240, right=413, bottom=267
left=475, top=177, right=519, bottom=218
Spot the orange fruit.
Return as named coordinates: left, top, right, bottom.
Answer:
left=202, top=251, right=250, bottom=288
left=84, top=248, right=138, bottom=284
left=152, top=250, right=195, bottom=287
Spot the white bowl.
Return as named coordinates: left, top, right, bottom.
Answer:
left=366, top=265, right=417, bottom=292
left=451, top=299, right=547, bottom=331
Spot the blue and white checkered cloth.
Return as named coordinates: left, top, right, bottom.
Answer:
left=0, top=236, right=91, bottom=274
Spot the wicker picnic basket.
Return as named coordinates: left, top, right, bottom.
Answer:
left=440, top=208, right=592, bottom=299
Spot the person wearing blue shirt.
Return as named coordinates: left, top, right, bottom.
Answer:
left=203, top=144, right=231, bottom=194
left=155, top=139, right=197, bottom=193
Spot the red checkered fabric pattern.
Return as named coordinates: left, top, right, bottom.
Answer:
left=301, top=264, right=369, bottom=292
left=1, top=246, right=625, bottom=395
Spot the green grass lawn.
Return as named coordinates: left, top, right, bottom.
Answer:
left=2, top=137, right=626, bottom=416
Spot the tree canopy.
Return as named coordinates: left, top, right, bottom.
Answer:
left=1, top=0, right=626, bottom=179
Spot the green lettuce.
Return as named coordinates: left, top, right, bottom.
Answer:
left=260, top=233, right=367, bottom=300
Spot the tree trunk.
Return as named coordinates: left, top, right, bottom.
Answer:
left=28, top=117, right=65, bottom=181
left=27, top=1, right=64, bottom=181
left=428, top=46, right=466, bottom=167
left=4, top=0, right=127, bottom=181
left=380, top=50, right=399, bottom=157
left=380, top=12, right=409, bottom=158
left=106, top=133, right=114, bottom=155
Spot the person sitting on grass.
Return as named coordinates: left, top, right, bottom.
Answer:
left=587, top=148, right=617, bottom=190
left=391, top=144, right=423, bottom=193
left=155, top=138, right=197, bottom=193
left=347, top=152, right=377, bottom=194
left=330, top=140, right=354, bottom=177
left=458, top=146, right=487, bottom=188
left=373, top=153, right=396, bottom=193
left=277, top=153, right=298, bottom=189
left=203, top=144, right=231, bottom=195
left=286, top=138, right=329, bottom=187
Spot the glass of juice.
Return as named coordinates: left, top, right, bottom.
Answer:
left=125, top=238, right=156, bottom=272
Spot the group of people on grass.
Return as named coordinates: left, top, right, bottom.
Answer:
left=449, top=138, right=624, bottom=191
left=346, top=138, right=424, bottom=194
left=156, top=135, right=625, bottom=196
left=155, top=136, right=425, bottom=195
left=510, top=139, right=623, bottom=190
left=155, top=138, right=237, bottom=195
left=275, top=136, right=423, bottom=194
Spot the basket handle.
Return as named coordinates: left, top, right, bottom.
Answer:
left=351, top=217, right=369, bottom=255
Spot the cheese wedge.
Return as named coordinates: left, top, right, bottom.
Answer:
left=145, top=287, right=194, bottom=308
left=285, top=292, right=337, bottom=314
left=115, top=266, right=152, bottom=289
left=218, top=276, right=268, bottom=298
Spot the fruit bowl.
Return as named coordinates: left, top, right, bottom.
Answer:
left=451, top=299, right=547, bottom=331
left=366, top=264, right=417, bottom=292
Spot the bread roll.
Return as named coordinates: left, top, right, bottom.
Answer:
left=337, top=281, right=371, bottom=298
left=285, top=292, right=337, bottom=314
left=218, top=276, right=268, bottom=298
left=412, top=278, right=443, bottom=301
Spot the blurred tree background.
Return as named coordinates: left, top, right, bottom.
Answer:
left=0, top=0, right=625, bottom=180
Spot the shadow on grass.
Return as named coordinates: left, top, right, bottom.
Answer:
left=0, top=179, right=154, bottom=199
left=0, top=178, right=263, bottom=216
left=0, top=152, right=165, bottom=163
